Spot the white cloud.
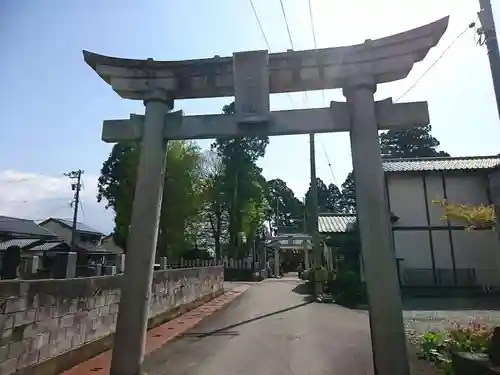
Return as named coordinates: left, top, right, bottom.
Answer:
left=0, top=170, right=114, bottom=234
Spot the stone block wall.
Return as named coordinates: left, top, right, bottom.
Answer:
left=0, top=266, right=223, bottom=375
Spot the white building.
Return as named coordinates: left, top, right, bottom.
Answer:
left=319, top=155, right=500, bottom=289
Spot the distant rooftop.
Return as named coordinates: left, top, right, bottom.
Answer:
left=266, top=233, right=312, bottom=249
left=0, top=238, right=40, bottom=250
left=39, top=218, right=104, bottom=236
left=0, top=216, right=57, bottom=238
left=382, top=155, right=500, bottom=173
left=318, top=214, right=356, bottom=233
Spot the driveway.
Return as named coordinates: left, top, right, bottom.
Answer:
left=143, top=278, right=440, bottom=375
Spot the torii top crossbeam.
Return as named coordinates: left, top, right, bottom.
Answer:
left=83, top=17, right=448, bottom=100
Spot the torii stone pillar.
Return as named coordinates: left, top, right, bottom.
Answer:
left=110, top=90, right=172, bottom=375
left=304, top=246, right=310, bottom=270
left=344, top=75, right=408, bottom=375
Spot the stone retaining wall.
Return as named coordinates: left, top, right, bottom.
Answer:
left=0, top=266, right=224, bottom=375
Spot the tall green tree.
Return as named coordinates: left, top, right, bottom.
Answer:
left=97, top=140, right=204, bottom=258
left=340, top=124, right=449, bottom=212
left=379, top=125, right=450, bottom=159
left=339, top=172, right=356, bottom=214
left=265, top=178, right=304, bottom=233
left=326, top=183, right=345, bottom=212
left=304, top=178, right=344, bottom=232
left=211, top=102, right=270, bottom=255
left=198, top=150, right=228, bottom=260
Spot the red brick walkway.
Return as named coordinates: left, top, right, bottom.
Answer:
left=60, top=285, right=250, bottom=375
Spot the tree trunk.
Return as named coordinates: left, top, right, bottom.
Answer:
left=229, top=172, right=239, bottom=252
left=214, top=206, right=222, bottom=261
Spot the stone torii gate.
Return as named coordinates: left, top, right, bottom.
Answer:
left=83, top=16, right=448, bottom=375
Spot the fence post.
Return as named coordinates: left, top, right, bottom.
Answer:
left=159, top=257, right=168, bottom=270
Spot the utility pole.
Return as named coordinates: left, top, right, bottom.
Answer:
left=303, top=197, right=307, bottom=233
left=478, top=0, right=500, bottom=119
left=275, top=195, right=280, bottom=236
left=65, top=170, right=83, bottom=251
left=309, top=134, right=322, bottom=296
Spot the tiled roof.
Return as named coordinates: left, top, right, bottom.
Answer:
left=318, top=214, right=356, bottom=233
left=382, top=156, right=500, bottom=173
left=0, top=216, right=57, bottom=237
left=0, top=238, right=40, bottom=250
left=30, top=242, right=65, bottom=251
left=40, top=218, right=104, bottom=235
left=76, top=243, right=113, bottom=254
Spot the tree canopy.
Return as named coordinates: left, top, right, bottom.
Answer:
left=97, top=140, right=204, bottom=258
left=211, top=101, right=270, bottom=255
left=379, top=125, right=450, bottom=159
left=98, top=102, right=271, bottom=260
left=340, top=124, right=449, bottom=213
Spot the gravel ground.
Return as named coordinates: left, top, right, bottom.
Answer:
left=402, top=298, right=500, bottom=341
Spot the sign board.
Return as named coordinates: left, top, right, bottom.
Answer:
left=233, top=50, right=270, bottom=124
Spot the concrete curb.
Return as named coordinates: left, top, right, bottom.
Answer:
left=59, top=285, right=251, bottom=375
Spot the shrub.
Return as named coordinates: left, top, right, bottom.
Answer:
left=327, top=269, right=365, bottom=307
left=432, top=199, right=496, bottom=231
left=417, top=322, right=492, bottom=374
left=311, top=266, right=329, bottom=282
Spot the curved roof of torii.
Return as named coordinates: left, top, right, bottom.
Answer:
left=83, top=17, right=449, bottom=100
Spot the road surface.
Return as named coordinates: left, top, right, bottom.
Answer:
left=143, top=277, right=439, bottom=375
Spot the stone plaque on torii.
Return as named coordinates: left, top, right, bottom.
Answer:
left=83, top=16, right=449, bottom=375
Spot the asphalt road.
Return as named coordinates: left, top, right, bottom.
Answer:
left=143, top=278, right=440, bottom=375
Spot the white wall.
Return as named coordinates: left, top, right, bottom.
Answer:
left=386, top=171, right=500, bottom=287
left=388, top=174, right=427, bottom=228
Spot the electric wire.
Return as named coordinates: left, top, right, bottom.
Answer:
left=248, top=0, right=271, bottom=51
left=279, top=0, right=295, bottom=50
left=307, top=0, right=337, bottom=184
left=395, top=20, right=477, bottom=102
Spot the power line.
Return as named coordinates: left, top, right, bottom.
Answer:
left=79, top=199, right=86, bottom=220
left=279, top=0, right=295, bottom=50
left=278, top=0, right=307, bottom=107
left=395, top=20, right=477, bottom=102
left=307, top=0, right=327, bottom=107
left=306, top=0, right=337, bottom=185
left=251, top=0, right=336, bottom=187
left=249, top=0, right=295, bottom=107
left=317, top=137, right=338, bottom=185
left=277, top=0, right=308, bottom=109
left=307, top=0, right=318, bottom=47
left=248, top=0, right=271, bottom=51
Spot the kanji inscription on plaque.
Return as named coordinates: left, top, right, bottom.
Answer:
left=233, top=50, right=270, bottom=124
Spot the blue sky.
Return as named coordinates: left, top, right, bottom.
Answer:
left=0, top=0, right=499, bottom=233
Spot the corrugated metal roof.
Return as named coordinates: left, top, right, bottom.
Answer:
left=0, top=216, right=57, bottom=237
left=318, top=214, right=356, bottom=233
left=0, top=238, right=40, bottom=250
left=30, top=242, right=64, bottom=251
left=382, top=156, right=500, bottom=173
